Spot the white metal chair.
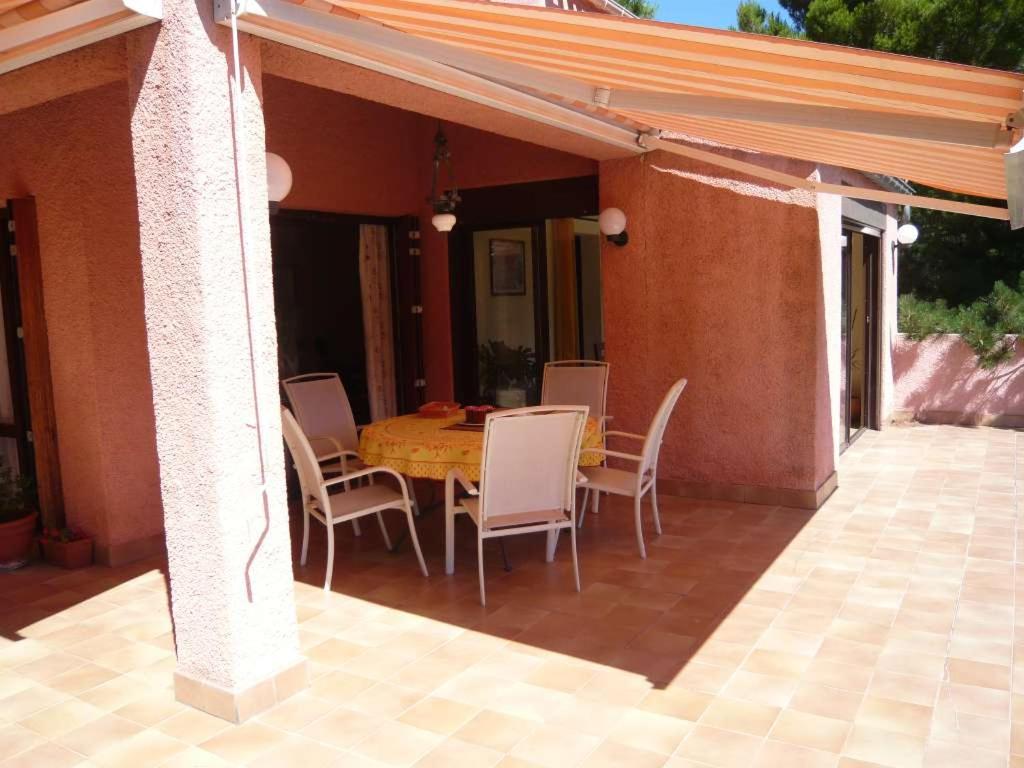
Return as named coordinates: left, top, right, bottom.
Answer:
left=444, top=406, right=589, bottom=606
left=281, top=406, right=428, bottom=590
left=578, top=378, right=687, bottom=559
left=541, top=360, right=610, bottom=426
left=281, top=372, right=363, bottom=474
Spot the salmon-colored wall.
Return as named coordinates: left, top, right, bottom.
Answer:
left=600, top=148, right=832, bottom=495
left=894, top=334, right=1024, bottom=426
left=262, top=77, right=597, bottom=401
left=0, top=79, right=162, bottom=557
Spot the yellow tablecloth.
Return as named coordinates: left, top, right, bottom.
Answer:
left=358, top=411, right=602, bottom=481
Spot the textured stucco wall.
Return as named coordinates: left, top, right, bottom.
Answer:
left=261, top=77, right=597, bottom=402
left=600, top=147, right=831, bottom=493
left=128, top=5, right=301, bottom=693
left=894, top=334, right=1024, bottom=425
left=0, top=74, right=163, bottom=556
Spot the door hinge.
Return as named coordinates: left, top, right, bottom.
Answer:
left=6, top=220, right=13, bottom=233
left=411, top=305, right=423, bottom=315
left=409, top=229, right=421, bottom=240
left=8, top=244, right=15, bottom=257
left=15, top=327, right=23, bottom=339
left=414, top=379, right=427, bottom=389
left=25, top=430, right=32, bottom=443
left=409, top=247, right=421, bottom=256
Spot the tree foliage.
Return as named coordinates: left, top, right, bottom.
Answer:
left=734, top=0, right=799, bottom=35
left=618, top=0, right=657, bottom=19
left=899, top=274, right=1024, bottom=368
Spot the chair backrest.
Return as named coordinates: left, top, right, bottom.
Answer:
left=282, top=373, right=360, bottom=454
left=281, top=406, right=327, bottom=513
left=640, top=378, right=688, bottom=476
left=478, top=406, right=589, bottom=526
left=541, top=361, right=610, bottom=421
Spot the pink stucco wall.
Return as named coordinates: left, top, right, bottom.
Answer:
left=262, top=76, right=597, bottom=401
left=600, top=147, right=834, bottom=497
left=0, top=73, right=163, bottom=561
left=894, top=334, right=1024, bottom=426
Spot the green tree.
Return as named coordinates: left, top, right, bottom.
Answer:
left=618, top=0, right=657, bottom=18
left=733, top=0, right=800, bottom=35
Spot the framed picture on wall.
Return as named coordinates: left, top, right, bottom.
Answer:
left=489, top=239, right=526, bottom=296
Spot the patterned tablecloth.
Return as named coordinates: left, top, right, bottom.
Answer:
left=358, top=411, right=602, bottom=481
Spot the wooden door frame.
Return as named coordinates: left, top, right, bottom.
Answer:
left=840, top=223, right=882, bottom=451
left=448, top=175, right=599, bottom=405
left=4, top=198, right=63, bottom=527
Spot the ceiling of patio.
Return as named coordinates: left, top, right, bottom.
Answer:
left=0, top=0, right=81, bottom=28
left=295, top=0, right=1024, bottom=201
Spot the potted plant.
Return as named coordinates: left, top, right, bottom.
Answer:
left=40, top=526, right=93, bottom=569
left=0, top=460, right=36, bottom=571
left=478, top=340, right=538, bottom=406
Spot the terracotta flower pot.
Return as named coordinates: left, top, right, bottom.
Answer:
left=41, top=537, right=93, bottom=569
left=0, top=511, right=37, bottom=570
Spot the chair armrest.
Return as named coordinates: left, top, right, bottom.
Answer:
left=581, top=447, right=643, bottom=462
left=602, top=430, right=646, bottom=442
left=323, top=465, right=412, bottom=502
left=576, top=471, right=589, bottom=484
left=308, top=435, right=347, bottom=460
left=446, top=468, right=479, bottom=497
left=598, top=415, right=614, bottom=426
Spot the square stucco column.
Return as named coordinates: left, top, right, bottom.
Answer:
left=127, top=1, right=305, bottom=722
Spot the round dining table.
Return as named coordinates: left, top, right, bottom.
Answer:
left=358, top=410, right=603, bottom=482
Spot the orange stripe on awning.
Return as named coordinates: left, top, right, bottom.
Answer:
left=316, top=0, right=1023, bottom=200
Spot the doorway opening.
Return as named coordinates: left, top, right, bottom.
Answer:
left=449, top=176, right=602, bottom=406
left=840, top=225, right=881, bottom=450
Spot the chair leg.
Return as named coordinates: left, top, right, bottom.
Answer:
left=375, top=512, right=392, bottom=551
left=445, top=506, right=456, bottom=575
left=650, top=479, right=662, bottom=536
left=578, top=488, right=589, bottom=529
left=407, top=476, right=421, bottom=517
left=324, top=523, right=336, bottom=590
left=633, top=494, right=647, bottom=559
left=591, top=487, right=601, bottom=516
left=570, top=524, right=581, bottom=593
left=406, top=508, right=429, bottom=578
left=300, top=506, right=310, bottom=566
left=351, top=519, right=362, bottom=537
left=545, top=529, right=559, bottom=563
left=477, top=533, right=486, bottom=606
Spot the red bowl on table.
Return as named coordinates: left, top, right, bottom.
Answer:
left=465, top=405, right=495, bottom=425
left=418, top=401, right=461, bottom=418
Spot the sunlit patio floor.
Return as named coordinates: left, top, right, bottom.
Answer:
left=0, top=423, right=1021, bottom=768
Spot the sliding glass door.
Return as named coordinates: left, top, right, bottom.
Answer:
left=840, top=228, right=880, bottom=449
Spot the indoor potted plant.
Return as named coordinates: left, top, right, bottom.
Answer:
left=0, top=460, right=36, bottom=571
left=40, top=526, right=93, bottom=569
left=478, top=340, right=538, bottom=407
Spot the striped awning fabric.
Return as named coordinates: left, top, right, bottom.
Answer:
left=313, top=0, right=1024, bottom=201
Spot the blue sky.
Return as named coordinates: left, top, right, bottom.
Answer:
left=652, top=0, right=787, bottom=29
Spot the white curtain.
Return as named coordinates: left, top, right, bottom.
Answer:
left=359, top=224, right=398, bottom=421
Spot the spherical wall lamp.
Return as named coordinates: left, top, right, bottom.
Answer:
left=266, top=152, right=293, bottom=214
left=896, top=223, right=919, bottom=246
left=599, top=207, right=628, bottom=246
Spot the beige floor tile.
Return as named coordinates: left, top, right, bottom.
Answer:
left=399, top=697, right=478, bottom=735
left=511, top=724, right=601, bottom=768
left=0, top=724, right=44, bottom=761
left=156, top=708, right=231, bottom=745
left=579, top=739, right=666, bottom=768
left=348, top=719, right=443, bottom=767
left=722, top=671, right=797, bottom=708
left=90, top=730, right=188, bottom=768
left=700, top=697, right=780, bottom=737
left=413, top=737, right=503, bottom=768
left=18, top=699, right=106, bottom=739
left=754, top=740, right=839, bottom=768
left=769, top=708, right=850, bottom=753
left=198, top=722, right=291, bottom=764
left=675, top=724, right=764, bottom=768
left=56, top=714, right=144, bottom=757
left=842, top=724, right=926, bottom=768
left=455, top=709, right=536, bottom=752
left=300, top=706, right=383, bottom=750
left=607, top=709, right=691, bottom=754
left=638, top=689, right=712, bottom=722
left=856, top=697, right=933, bottom=739
left=153, top=746, right=234, bottom=767
left=246, top=735, right=347, bottom=768
left=0, top=741, right=84, bottom=768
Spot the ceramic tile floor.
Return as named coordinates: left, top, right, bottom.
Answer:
left=0, top=423, right=1020, bottom=768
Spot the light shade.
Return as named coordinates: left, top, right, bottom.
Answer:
left=432, top=212, right=456, bottom=233
left=266, top=152, right=293, bottom=204
left=598, top=207, right=626, bottom=236
left=896, top=223, right=919, bottom=245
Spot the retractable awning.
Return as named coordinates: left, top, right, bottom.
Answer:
left=0, top=0, right=161, bottom=75
left=216, top=0, right=1024, bottom=224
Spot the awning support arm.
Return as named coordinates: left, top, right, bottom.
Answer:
left=645, top=136, right=1011, bottom=221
